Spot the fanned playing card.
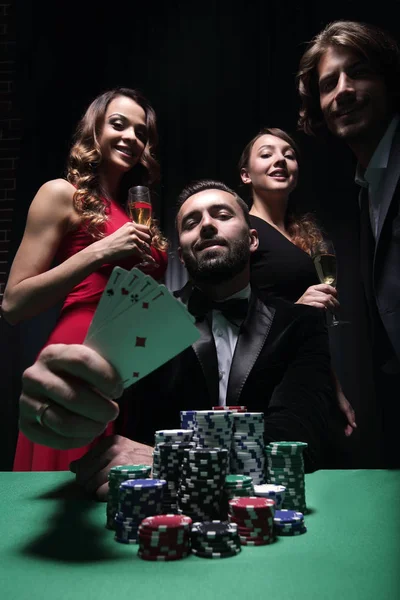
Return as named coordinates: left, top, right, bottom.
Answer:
left=84, top=268, right=200, bottom=388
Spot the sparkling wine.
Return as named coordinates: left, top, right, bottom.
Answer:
left=127, top=201, right=152, bottom=225
left=313, top=253, right=337, bottom=286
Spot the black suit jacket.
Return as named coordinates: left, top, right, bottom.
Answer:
left=359, top=122, right=400, bottom=367
left=124, top=284, right=338, bottom=472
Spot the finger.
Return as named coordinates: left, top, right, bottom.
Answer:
left=344, top=423, right=354, bottom=437
left=35, top=344, right=124, bottom=401
left=308, top=302, right=329, bottom=309
left=70, top=436, right=117, bottom=480
left=22, top=361, right=120, bottom=424
left=84, top=447, right=153, bottom=494
left=19, top=417, right=97, bottom=449
left=73, top=448, right=114, bottom=490
left=313, top=284, right=337, bottom=295
left=20, top=394, right=114, bottom=440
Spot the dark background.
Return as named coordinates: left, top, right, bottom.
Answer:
left=1, top=0, right=398, bottom=469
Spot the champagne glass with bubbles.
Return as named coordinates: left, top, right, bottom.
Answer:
left=311, top=238, right=350, bottom=327
left=126, top=185, right=157, bottom=269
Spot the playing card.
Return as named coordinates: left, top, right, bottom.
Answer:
left=85, top=266, right=128, bottom=339
left=86, top=268, right=153, bottom=340
left=84, top=283, right=200, bottom=388
left=105, top=272, right=159, bottom=324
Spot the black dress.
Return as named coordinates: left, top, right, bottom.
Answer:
left=249, top=215, right=318, bottom=303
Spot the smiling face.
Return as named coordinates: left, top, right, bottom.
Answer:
left=317, top=45, right=392, bottom=145
left=98, top=95, right=147, bottom=174
left=177, top=189, right=258, bottom=284
left=240, top=134, right=298, bottom=197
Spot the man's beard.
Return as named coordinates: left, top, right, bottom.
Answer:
left=182, top=237, right=250, bottom=284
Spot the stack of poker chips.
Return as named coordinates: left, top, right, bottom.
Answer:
left=212, top=405, right=247, bottom=412
left=230, top=412, right=265, bottom=485
left=180, top=410, right=197, bottom=431
left=273, top=509, right=307, bottom=536
left=193, top=410, right=234, bottom=451
left=152, top=429, right=194, bottom=513
left=177, top=447, right=229, bottom=521
left=228, top=497, right=276, bottom=546
left=114, top=479, right=166, bottom=544
left=253, top=483, right=286, bottom=509
left=138, top=514, right=192, bottom=561
left=190, top=521, right=241, bottom=559
left=265, top=441, right=308, bottom=513
left=221, top=474, right=254, bottom=519
left=106, top=465, right=152, bottom=530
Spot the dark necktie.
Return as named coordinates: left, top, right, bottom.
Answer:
left=187, top=289, right=249, bottom=321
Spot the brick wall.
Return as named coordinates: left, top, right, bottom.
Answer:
left=0, top=1, right=18, bottom=302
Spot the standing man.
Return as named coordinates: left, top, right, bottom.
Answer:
left=297, top=20, right=400, bottom=467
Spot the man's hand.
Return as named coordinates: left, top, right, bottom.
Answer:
left=19, top=344, right=123, bottom=449
left=70, top=435, right=154, bottom=501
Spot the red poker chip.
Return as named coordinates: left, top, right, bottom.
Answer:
left=229, top=497, right=275, bottom=510
left=140, top=514, right=192, bottom=531
left=138, top=529, right=189, bottom=540
left=229, top=518, right=274, bottom=531
left=236, top=526, right=272, bottom=536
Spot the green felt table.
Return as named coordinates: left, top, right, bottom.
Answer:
left=0, top=470, right=399, bottom=600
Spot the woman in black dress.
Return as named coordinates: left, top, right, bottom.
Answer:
left=239, top=127, right=356, bottom=437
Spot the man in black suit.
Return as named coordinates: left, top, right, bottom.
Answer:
left=297, top=20, right=400, bottom=467
left=18, top=180, right=340, bottom=499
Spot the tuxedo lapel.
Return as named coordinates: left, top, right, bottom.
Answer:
left=376, top=127, right=400, bottom=243
left=174, top=282, right=219, bottom=405
left=226, top=293, right=275, bottom=405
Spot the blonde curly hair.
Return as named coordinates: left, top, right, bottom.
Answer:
left=66, top=87, right=168, bottom=251
left=238, top=127, right=324, bottom=254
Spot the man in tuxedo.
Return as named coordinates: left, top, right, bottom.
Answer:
left=297, top=20, right=400, bottom=467
left=18, top=180, right=341, bottom=499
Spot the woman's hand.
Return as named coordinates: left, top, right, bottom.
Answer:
left=94, top=222, right=157, bottom=265
left=295, top=284, right=339, bottom=312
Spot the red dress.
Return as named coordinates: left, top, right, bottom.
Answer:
left=13, top=198, right=168, bottom=471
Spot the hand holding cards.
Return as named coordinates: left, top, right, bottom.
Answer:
left=84, top=267, right=200, bottom=388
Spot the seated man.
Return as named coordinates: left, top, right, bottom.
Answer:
left=18, top=180, right=343, bottom=499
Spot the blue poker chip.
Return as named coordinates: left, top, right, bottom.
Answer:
left=273, top=509, right=304, bottom=523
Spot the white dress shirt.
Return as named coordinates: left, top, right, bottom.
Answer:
left=355, top=114, right=400, bottom=238
left=210, top=284, right=251, bottom=406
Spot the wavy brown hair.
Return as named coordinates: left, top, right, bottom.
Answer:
left=297, top=20, right=400, bottom=136
left=238, top=127, right=323, bottom=254
left=66, top=87, right=168, bottom=251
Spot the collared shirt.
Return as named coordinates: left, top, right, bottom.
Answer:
left=355, top=114, right=400, bottom=238
left=211, top=284, right=251, bottom=406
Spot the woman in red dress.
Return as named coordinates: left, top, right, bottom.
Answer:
left=2, top=87, right=168, bottom=471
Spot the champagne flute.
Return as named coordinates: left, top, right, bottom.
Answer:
left=126, top=186, right=158, bottom=269
left=311, top=238, right=350, bottom=327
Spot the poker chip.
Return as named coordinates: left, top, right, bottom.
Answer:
left=228, top=497, right=275, bottom=545
left=137, top=514, right=193, bottom=561
left=265, top=442, right=308, bottom=513
left=230, top=413, right=265, bottom=485
left=191, top=547, right=241, bottom=558
left=106, top=464, right=152, bottom=530
left=253, top=484, right=286, bottom=509
left=273, top=509, right=306, bottom=536
left=190, top=521, right=241, bottom=558
left=153, top=440, right=195, bottom=513
left=113, top=479, right=166, bottom=544
left=177, top=448, right=228, bottom=521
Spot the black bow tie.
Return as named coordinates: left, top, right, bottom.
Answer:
left=188, top=289, right=249, bottom=321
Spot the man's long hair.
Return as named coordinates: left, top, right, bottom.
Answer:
left=297, top=20, right=400, bottom=136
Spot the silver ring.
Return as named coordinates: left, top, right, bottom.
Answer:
left=35, top=403, right=51, bottom=427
